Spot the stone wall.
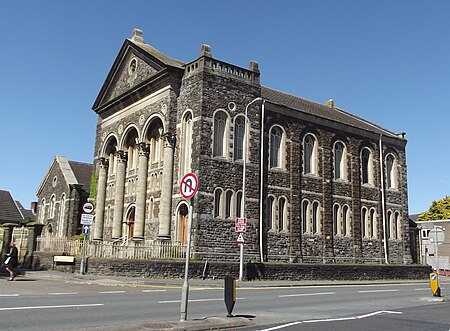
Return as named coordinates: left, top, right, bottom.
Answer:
left=32, top=252, right=430, bottom=281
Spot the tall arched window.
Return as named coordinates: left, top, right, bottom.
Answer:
left=334, top=142, right=346, bottom=180
left=266, top=196, right=275, bottom=231
left=234, top=116, right=245, bottom=161
left=312, top=201, right=321, bottom=234
left=361, top=207, right=368, bottom=238
left=278, top=197, right=287, bottom=231
left=58, top=194, right=66, bottom=237
left=50, top=195, right=56, bottom=218
left=304, top=134, right=317, bottom=175
left=236, top=191, right=242, bottom=218
left=395, top=212, right=401, bottom=239
left=180, top=112, right=193, bottom=175
left=342, top=205, right=350, bottom=236
left=361, top=148, right=373, bottom=185
left=214, top=189, right=223, bottom=218
left=270, top=126, right=283, bottom=168
left=386, top=154, right=397, bottom=189
left=370, top=208, right=377, bottom=239
left=333, top=204, right=340, bottom=236
left=225, top=190, right=233, bottom=219
left=302, top=200, right=310, bottom=234
left=213, top=111, right=228, bottom=157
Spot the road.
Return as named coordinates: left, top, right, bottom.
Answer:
left=0, top=273, right=447, bottom=330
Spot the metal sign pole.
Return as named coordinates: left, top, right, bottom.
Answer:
left=180, top=203, right=193, bottom=321
left=435, top=226, right=440, bottom=289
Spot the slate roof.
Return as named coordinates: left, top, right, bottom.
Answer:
left=0, top=190, right=23, bottom=224
left=128, top=38, right=185, bottom=69
left=68, top=161, right=93, bottom=191
left=261, top=86, right=401, bottom=139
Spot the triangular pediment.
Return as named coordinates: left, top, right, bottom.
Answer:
left=93, top=37, right=184, bottom=113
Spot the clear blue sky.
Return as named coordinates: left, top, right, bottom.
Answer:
left=0, top=1, right=448, bottom=214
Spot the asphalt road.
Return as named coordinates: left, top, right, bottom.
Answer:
left=0, top=273, right=447, bottom=331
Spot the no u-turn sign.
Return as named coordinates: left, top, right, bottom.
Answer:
left=180, top=173, right=198, bottom=199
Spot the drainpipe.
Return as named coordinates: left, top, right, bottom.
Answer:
left=259, top=100, right=266, bottom=262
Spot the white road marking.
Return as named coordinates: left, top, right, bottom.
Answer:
left=414, top=288, right=431, bottom=291
left=0, top=294, right=19, bottom=297
left=0, top=303, right=104, bottom=311
left=357, top=289, right=399, bottom=293
left=98, top=291, right=126, bottom=294
left=159, top=297, right=244, bottom=304
left=278, top=292, right=335, bottom=298
left=48, top=292, right=78, bottom=295
left=141, top=289, right=167, bottom=293
left=259, top=310, right=402, bottom=330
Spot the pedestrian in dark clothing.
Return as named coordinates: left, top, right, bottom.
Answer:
left=4, top=243, right=18, bottom=281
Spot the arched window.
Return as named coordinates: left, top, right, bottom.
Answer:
left=361, top=148, right=373, bottom=185
left=302, top=200, right=310, bottom=234
left=304, top=134, right=317, bottom=175
left=236, top=191, right=242, bottom=218
left=58, top=194, right=66, bottom=237
left=278, top=197, right=287, bottom=231
left=342, top=205, right=350, bottom=236
left=395, top=212, right=401, bottom=239
left=266, top=196, right=275, bottom=231
left=234, top=116, right=245, bottom=161
left=39, top=198, right=46, bottom=222
left=213, top=111, right=228, bottom=157
left=361, top=207, right=368, bottom=238
left=386, top=154, right=397, bottom=189
left=386, top=210, right=392, bottom=239
left=370, top=208, right=377, bottom=239
left=334, top=142, right=346, bottom=180
left=225, top=190, right=233, bottom=219
left=333, top=204, right=340, bottom=236
left=50, top=195, right=56, bottom=218
left=312, top=201, right=321, bottom=234
left=214, top=189, right=223, bottom=218
left=270, top=126, right=283, bottom=168
left=180, top=112, right=193, bottom=175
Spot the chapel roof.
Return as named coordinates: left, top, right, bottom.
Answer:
left=68, top=161, right=93, bottom=191
left=0, top=190, right=23, bottom=224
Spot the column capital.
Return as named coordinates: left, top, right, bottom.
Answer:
left=162, top=132, right=176, bottom=148
left=138, top=142, right=150, bottom=157
left=115, top=150, right=128, bottom=163
left=98, top=157, right=109, bottom=169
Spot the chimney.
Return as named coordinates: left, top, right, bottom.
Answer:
left=131, top=28, right=144, bottom=43
left=30, top=202, right=38, bottom=215
left=325, top=99, right=335, bottom=108
left=199, top=44, right=212, bottom=58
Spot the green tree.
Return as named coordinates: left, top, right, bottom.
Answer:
left=416, top=196, right=450, bottom=221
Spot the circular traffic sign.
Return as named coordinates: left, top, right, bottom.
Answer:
left=180, top=173, right=198, bottom=199
left=82, top=202, right=95, bottom=214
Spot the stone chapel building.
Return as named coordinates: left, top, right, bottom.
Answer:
left=91, top=29, right=412, bottom=264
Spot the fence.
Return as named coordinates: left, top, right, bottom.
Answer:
left=35, top=237, right=189, bottom=260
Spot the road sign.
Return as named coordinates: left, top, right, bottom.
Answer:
left=429, top=228, right=445, bottom=244
left=236, top=232, right=245, bottom=244
left=80, top=213, right=94, bottom=225
left=82, top=202, right=95, bottom=214
left=82, top=225, right=90, bottom=235
left=430, top=272, right=441, bottom=296
left=235, top=217, right=247, bottom=233
left=180, top=173, right=198, bottom=199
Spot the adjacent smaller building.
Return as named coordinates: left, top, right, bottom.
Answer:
left=36, top=156, right=93, bottom=238
left=415, top=219, right=450, bottom=271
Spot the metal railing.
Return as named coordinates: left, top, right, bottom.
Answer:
left=35, top=237, right=188, bottom=260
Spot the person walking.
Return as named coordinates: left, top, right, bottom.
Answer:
left=4, top=243, right=18, bottom=281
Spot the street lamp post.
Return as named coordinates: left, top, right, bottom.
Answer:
left=240, top=97, right=263, bottom=282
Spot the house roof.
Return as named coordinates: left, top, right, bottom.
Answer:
left=261, top=86, right=402, bottom=139
left=0, top=190, right=23, bottom=224
left=68, top=161, right=93, bottom=190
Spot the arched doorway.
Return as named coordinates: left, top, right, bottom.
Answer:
left=177, top=203, right=189, bottom=245
left=126, top=206, right=135, bottom=241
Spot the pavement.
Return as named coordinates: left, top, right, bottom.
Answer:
left=19, top=270, right=446, bottom=331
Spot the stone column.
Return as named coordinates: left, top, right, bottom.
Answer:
left=158, top=133, right=176, bottom=240
left=112, top=150, right=127, bottom=240
left=1, top=223, right=16, bottom=262
left=23, top=222, right=44, bottom=268
left=93, top=158, right=109, bottom=241
left=133, top=143, right=149, bottom=240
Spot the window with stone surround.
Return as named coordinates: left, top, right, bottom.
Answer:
left=278, top=197, right=287, bottom=231
left=369, top=208, right=377, bottom=239
left=58, top=194, right=66, bottom=237
left=303, top=134, right=318, bottom=175
left=180, top=111, right=193, bottom=176
left=236, top=191, right=242, bottom=218
left=213, top=110, right=229, bottom=157
left=395, top=211, right=401, bottom=239
left=386, top=210, right=392, bottom=239
left=301, top=199, right=311, bottom=234
left=214, top=188, right=223, bottom=218
left=333, top=204, right=341, bottom=236
left=269, top=126, right=285, bottom=169
left=312, top=201, right=321, bottom=234
left=333, top=141, right=347, bottom=180
left=49, top=195, right=56, bottom=219
left=361, top=147, right=374, bottom=185
left=225, top=190, right=233, bottom=219
left=361, top=207, right=368, bottom=238
left=266, top=196, right=275, bottom=231
left=386, top=154, right=397, bottom=189
left=342, top=205, right=350, bottom=236
left=234, top=115, right=245, bottom=161
left=39, top=198, right=46, bottom=222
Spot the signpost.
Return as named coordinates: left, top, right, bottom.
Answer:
left=80, top=202, right=95, bottom=275
left=180, top=173, right=198, bottom=322
left=429, top=226, right=444, bottom=297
